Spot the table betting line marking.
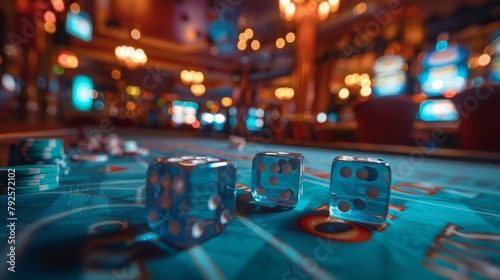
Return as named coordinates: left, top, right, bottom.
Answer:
left=12, top=184, right=145, bottom=197
left=235, top=214, right=337, bottom=280
left=303, top=178, right=500, bottom=218
left=134, top=155, right=150, bottom=169
left=188, top=245, right=227, bottom=280
left=304, top=169, right=500, bottom=196
left=58, top=179, right=145, bottom=187
left=0, top=204, right=142, bottom=279
left=390, top=195, right=500, bottom=218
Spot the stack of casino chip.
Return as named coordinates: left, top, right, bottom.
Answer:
left=0, top=165, right=60, bottom=195
left=19, top=138, right=70, bottom=176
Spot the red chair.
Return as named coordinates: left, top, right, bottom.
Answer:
left=290, top=120, right=314, bottom=141
left=452, top=84, right=500, bottom=151
left=354, top=97, right=419, bottom=146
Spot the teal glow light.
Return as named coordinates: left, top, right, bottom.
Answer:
left=72, top=75, right=93, bottom=112
left=66, top=11, right=92, bottom=42
left=419, top=100, right=458, bottom=122
left=471, top=77, right=484, bottom=87
left=436, top=40, right=448, bottom=52
left=328, top=112, right=338, bottom=123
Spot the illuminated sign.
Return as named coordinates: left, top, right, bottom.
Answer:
left=66, top=11, right=92, bottom=42
left=418, top=100, right=459, bottom=122
left=72, top=75, right=93, bottom=112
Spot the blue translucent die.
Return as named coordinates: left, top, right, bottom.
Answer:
left=251, top=152, right=304, bottom=208
left=146, top=155, right=236, bottom=248
left=329, top=156, right=391, bottom=225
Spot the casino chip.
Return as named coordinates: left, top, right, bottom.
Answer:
left=122, top=140, right=138, bottom=153
left=0, top=164, right=60, bottom=195
left=18, top=138, right=70, bottom=176
left=70, top=153, right=109, bottom=162
left=228, top=135, right=246, bottom=151
left=0, top=182, right=60, bottom=195
left=0, top=164, right=58, bottom=176
left=0, top=176, right=59, bottom=188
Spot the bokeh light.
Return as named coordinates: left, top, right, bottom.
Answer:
left=353, top=2, right=367, bottom=15
left=478, top=54, right=491, bottom=66
left=244, top=28, right=254, bottom=39
left=111, top=69, right=121, bottom=80
left=44, top=11, right=56, bottom=23
left=70, top=3, right=80, bottom=14
left=360, top=86, right=372, bottom=97
left=131, top=29, right=141, bottom=40
left=237, top=41, right=246, bottom=51
left=44, top=22, right=56, bottom=34
left=276, top=38, right=285, bottom=49
left=251, top=40, right=260, bottom=51
left=339, top=88, right=349, bottom=99
left=221, top=97, right=233, bottom=107
left=51, top=0, right=65, bottom=12
left=316, top=112, right=327, bottom=123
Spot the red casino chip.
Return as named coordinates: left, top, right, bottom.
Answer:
left=299, top=215, right=372, bottom=242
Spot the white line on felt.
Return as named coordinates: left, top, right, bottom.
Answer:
left=391, top=195, right=500, bottom=218
left=305, top=172, right=500, bottom=196
left=236, top=215, right=336, bottom=280
left=135, top=156, right=149, bottom=169
left=188, top=245, right=227, bottom=280
left=304, top=178, right=500, bottom=217
left=60, top=179, right=145, bottom=187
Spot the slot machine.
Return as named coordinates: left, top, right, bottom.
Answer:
left=372, top=55, right=407, bottom=97
left=419, top=44, right=469, bottom=96
left=488, top=31, right=500, bottom=84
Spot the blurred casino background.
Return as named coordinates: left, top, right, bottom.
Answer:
left=0, top=0, right=499, bottom=151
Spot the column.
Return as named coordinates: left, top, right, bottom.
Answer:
left=291, top=16, right=318, bottom=120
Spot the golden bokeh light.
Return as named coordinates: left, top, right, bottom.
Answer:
left=193, top=72, right=204, bottom=84
left=44, top=22, right=56, bottom=34
left=251, top=40, right=260, bottom=51
left=237, top=40, right=246, bottom=51
left=67, top=55, right=78, bottom=68
left=360, top=79, right=371, bottom=87
left=44, top=11, right=56, bottom=23
left=111, top=69, right=121, bottom=80
left=360, top=86, right=372, bottom=97
left=126, top=101, right=136, bottom=111
left=478, top=54, right=491, bottom=66
left=339, top=88, right=350, bottom=99
left=276, top=38, right=285, bottom=49
left=239, top=33, right=248, bottom=42
left=221, top=97, right=233, bottom=107
left=353, top=2, right=367, bottom=15
left=69, top=3, right=80, bottom=14
left=191, top=84, right=206, bottom=96
left=244, top=28, right=254, bottom=39
left=318, top=1, right=330, bottom=20
left=51, top=0, right=65, bottom=12
left=131, top=29, right=141, bottom=40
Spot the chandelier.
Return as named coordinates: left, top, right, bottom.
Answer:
left=180, top=70, right=204, bottom=85
left=114, top=46, right=147, bottom=70
left=275, top=87, right=295, bottom=101
left=180, top=70, right=206, bottom=96
left=279, top=0, right=340, bottom=21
